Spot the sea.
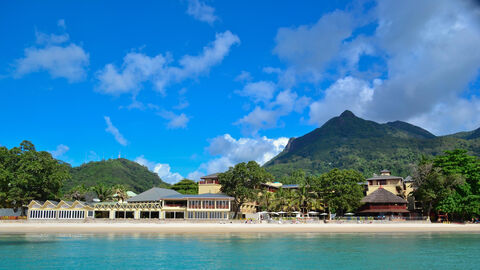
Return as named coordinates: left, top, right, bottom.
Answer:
left=0, top=232, right=479, bottom=269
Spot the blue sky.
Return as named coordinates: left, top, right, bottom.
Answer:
left=1, top=0, right=480, bottom=183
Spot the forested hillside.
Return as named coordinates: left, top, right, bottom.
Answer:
left=264, top=111, right=480, bottom=178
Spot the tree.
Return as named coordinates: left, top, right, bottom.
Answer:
left=0, top=141, right=71, bottom=210
left=257, top=189, right=274, bottom=212
left=112, top=184, right=128, bottom=202
left=432, top=149, right=480, bottom=220
left=411, top=160, right=463, bottom=219
left=171, top=179, right=198, bottom=194
left=314, top=169, right=364, bottom=217
left=65, top=185, right=89, bottom=201
left=218, top=161, right=272, bottom=218
left=91, top=183, right=113, bottom=202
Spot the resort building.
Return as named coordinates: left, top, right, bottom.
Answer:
left=198, top=173, right=222, bottom=194
left=261, top=182, right=299, bottom=192
left=27, top=200, right=95, bottom=220
left=27, top=187, right=233, bottom=221
left=366, top=170, right=414, bottom=198
left=358, top=187, right=410, bottom=216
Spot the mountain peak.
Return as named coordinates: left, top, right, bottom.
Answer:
left=339, top=110, right=356, bottom=118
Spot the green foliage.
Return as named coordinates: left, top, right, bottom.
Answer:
left=314, top=168, right=365, bottom=215
left=0, top=141, right=70, bottom=209
left=218, top=161, right=273, bottom=218
left=264, top=111, right=480, bottom=179
left=64, top=184, right=89, bottom=201
left=66, top=158, right=170, bottom=193
left=91, top=183, right=114, bottom=202
left=171, top=179, right=198, bottom=194
left=412, top=150, right=480, bottom=220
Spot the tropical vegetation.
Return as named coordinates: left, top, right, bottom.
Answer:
left=412, top=150, right=480, bottom=221
left=265, top=110, right=480, bottom=179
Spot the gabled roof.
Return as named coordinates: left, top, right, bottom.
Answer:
left=361, top=188, right=407, bottom=204
left=200, top=173, right=220, bottom=180
left=127, top=187, right=181, bottom=202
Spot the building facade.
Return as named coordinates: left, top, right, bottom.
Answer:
left=27, top=187, right=233, bottom=221
left=366, top=170, right=414, bottom=198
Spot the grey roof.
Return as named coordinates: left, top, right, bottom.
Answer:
left=380, top=169, right=391, bottom=173
left=162, top=193, right=234, bottom=200
left=127, top=188, right=181, bottom=202
left=366, top=175, right=403, bottom=181
left=0, top=208, right=22, bottom=217
left=200, top=173, right=220, bottom=180
left=404, top=176, right=414, bottom=182
left=361, top=188, right=407, bottom=204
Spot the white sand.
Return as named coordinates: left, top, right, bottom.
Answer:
left=1, top=222, right=480, bottom=233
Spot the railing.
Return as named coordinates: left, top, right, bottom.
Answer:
left=199, top=180, right=219, bottom=185
left=164, top=204, right=186, bottom=208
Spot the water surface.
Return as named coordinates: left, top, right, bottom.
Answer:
left=0, top=232, right=479, bottom=269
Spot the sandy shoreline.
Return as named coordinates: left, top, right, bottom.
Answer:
left=1, top=222, right=480, bottom=234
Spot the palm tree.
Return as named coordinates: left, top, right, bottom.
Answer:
left=112, top=184, right=128, bottom=203
left=65, top=185, right=88, bottom=201
left=258, top=190, right=275, bottom=211
left=293, top=185, right=316, bottom=215
left=91, top=183, right=113, bottom=202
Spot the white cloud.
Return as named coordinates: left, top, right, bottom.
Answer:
left=235, top=81, right=276, bottom=103
left=188, top=134, right=289, bottom=179
left=236, top=89, right=310, bottom=134
left=273, top=10, right=355, bottom=81
left=49, top=144, right=69, bottom=158
left=14, top=24, right=89, bottom=82
left=309, top=76, right=376, bottom=125
left=159, top=110, right=190, bottom=129
left=235, top=71, right=253, bottom=82
left=407, top=97, right=480, bottom=135
left=186, top=0, right=218, bottom=24
left=104, top=116, right=128, bottom=146
left=135, top=156, right=184, bottom=184
left=365, top=0, right=480, bottom=124
left=96, top=31, right=239, bottom=95
left=271, top=0, right=480, bottom=134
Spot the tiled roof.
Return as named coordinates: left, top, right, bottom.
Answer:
left=361, top=188, right=407, bottom=204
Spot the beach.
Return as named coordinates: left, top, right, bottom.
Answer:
left=1, top=222, right=480, bottom=234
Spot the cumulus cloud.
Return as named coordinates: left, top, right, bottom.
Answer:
left=159, top=110, right=190, bottom=129
left=235, top=81, right=276, bottom=103
left=236, top=89, right=310, bottom=134
left=273, top=10, right=355, bottom=81
left=49, top=144, right=69, bottom=158
left=96, top=31, right=239, bottom=95
left=309, top=76, right=377, bottom=125
left=271, top=0, right=480, bottom=134
left=104, top=116, right=128, bottom=146
left=365, top=0, right=480, bottom=126
left=186, top=0, right=218, bottom=24
left=135, top=155, right=184, bottom=184
left=187, top=134, right=289, bottom=180
left=235, top=70, right=253, bottom=82
left=14, top=26, right=89, bottom=82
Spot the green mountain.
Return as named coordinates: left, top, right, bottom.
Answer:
left=65, top=158, right=170, bottom=193
left=264, top=110, right=480, bottom=178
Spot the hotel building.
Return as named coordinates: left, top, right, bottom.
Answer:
left=27, top=187, right=233, bottom=221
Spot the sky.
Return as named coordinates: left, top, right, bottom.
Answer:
left=1, top=0, right=480, bottom=183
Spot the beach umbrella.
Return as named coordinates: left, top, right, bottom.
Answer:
left=320, top=213, right=328, bottom=216
left=308, top=211, right=319, bottom=215
left=345, top=213, right=355, bottom=216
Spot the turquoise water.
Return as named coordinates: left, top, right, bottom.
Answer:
left=0, top=233, right=479, bottom=269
